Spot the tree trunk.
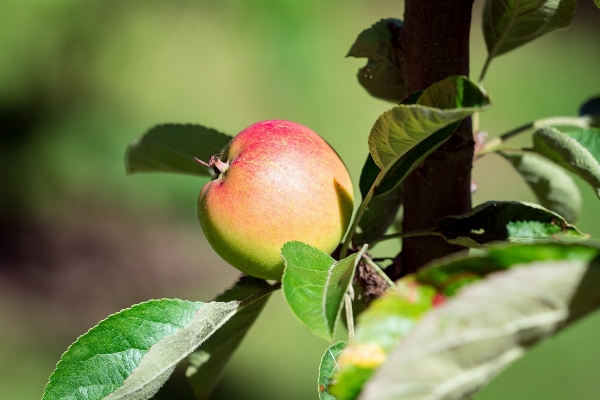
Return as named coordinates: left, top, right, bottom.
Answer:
left=396, top=0, right=475, bottom=275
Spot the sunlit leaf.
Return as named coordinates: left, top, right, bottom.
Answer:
left=368, top=77, right=490, bottom=192
left=318, top=341, right=347, bottom=400
left=186, top=276, right=273, bottom=400
left=435, top=201, right=587, bottom=248
left=126, top=124, right=232, bottom=176
left=331, top=279, right=437, bottom=400
left=347, top=19, right=406, bottom=102
left=43, top=299, right=240, bottom=400
left=417, top=242, right=599, bottom=296
left=533, top=126, right=600, bottom=198
left=357, top=90, right=423, bottom=199
left=500, top=151, right=581, bottom=222
left=482, top=0, right=576, bottom=65
left=281, top=242, right=368, bottom=341
left=360, top=256, right=600, bottom=400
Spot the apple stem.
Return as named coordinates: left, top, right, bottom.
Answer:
left=194, top=154, right=229, bottom=175
left=212, top=156, right=229, bottom=175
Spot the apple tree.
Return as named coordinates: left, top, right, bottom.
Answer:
left=42, top=1, right=600, bottom=400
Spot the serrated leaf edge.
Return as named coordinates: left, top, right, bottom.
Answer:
left=42, top=299, right=205, bottom=400
left=281, top=242, right=368, bottom=341
left=360, top=260, right=592, bottom=400
left=368, top=79, right=490, bottom=170
left=104, top=300, right=240, bottom=400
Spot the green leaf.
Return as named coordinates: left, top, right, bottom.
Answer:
left=595, top=0, right=600, bottom=9
left=360, top=255, right=600, bottom=400
left=43, top=299, right=240, bottom=400
left=356, top=61, right=406, bottom=103
left=359, top=154, right=381, bottom=200
left=482, top=0, right=576, bottom=60
left=357, top=90, right=422, bottom=199
left=435, top=200, right=588, bottom=248
left=533, top=126, right=600, bottom=198
left=126, top=124, right=233, bottom=176
left=318, top=341, right=347, bottom=400
left=373, top=121, right=463, bottom=197
left=281, top=242, right=368, bottom=341
left=186, top=276, right=273, bottom=400
left=330, top=279, right=437, bottom=400
left=347, top=19, right=406, bottom=102
left=417, top=242, right=599, bottom=296
left=368, top=76, right=490, bottom=173
left=500, top=151, right=581, bottom=222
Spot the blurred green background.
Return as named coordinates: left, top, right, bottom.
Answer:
left=1, top=1, right=599, bottom=399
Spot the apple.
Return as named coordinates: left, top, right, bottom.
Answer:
left=197, top=120, right=354, bottom=280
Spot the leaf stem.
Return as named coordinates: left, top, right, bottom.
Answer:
left=369, top=228, right=440, bottom=247
left=239, top=281, right=282, bottom=308
left=477, top=116, right=593, bottom=156
left=479, top=55, right=492, bottom=83
left=340, top=169, right=386, bottom=259
left=344, top=293, right=354, bottom=343
left=361, top=255, right=397, bottom=290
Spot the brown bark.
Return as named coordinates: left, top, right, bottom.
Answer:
left=394, top=0, right=475, bottom=276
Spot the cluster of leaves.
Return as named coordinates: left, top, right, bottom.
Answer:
left=43, top=1, right=600, bottom=400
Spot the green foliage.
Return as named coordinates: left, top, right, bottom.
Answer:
left=42, top=299, right=235, bottom=400
left=481, top=0, right=576, bottom=79
left=41, top=3, right=600, bottom=400
left=346, top=19, right=406, bottom=102
left=318, top=342, right=347, bottom=400
left=417, top=243, right=599, bottom=296
left=360, top=253, right=600, bottom=400
left=186, top=277, right=273, bottom=400
left=435, top=200, right=587, bottom=248
left=533, top=127, right=600, bottom=198
left=500, top=151, right=581, bottom=222
left=368, top=76, right=490, bottom=171
left=126, top=124, right=232, bottom=176
left=342, top=76, right=492, bottom=254
left=357, top=89, right=422, bottom=198
left=281, top=241, right=367, bottom=341
left=330, top=280, right=437, bottom=400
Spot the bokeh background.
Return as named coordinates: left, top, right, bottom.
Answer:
left=1, top=1, right=599, bottom=399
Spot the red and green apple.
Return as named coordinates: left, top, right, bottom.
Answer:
left=198, top=120, right=354, bottom=280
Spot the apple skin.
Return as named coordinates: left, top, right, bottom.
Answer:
left=198, top=120, right=354, bottom=280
